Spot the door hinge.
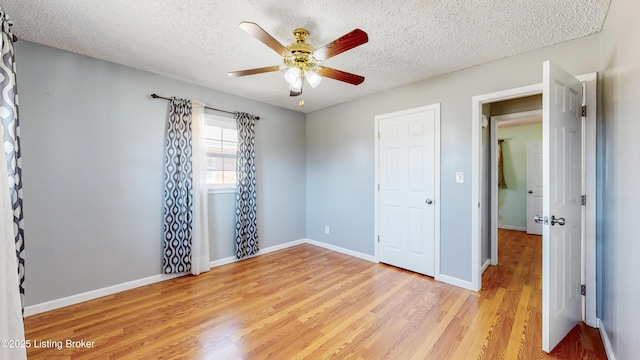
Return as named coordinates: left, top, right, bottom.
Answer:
left=378, top=132, right=380, bottom=139
left=377, top=235, right=380, bottom=243
left=582, top=105, right=587, bottom=117
left=581, top=284, right=586, bottom=296
left=378, top=184, right=380, bottom=191
left=582, top=195, right=586, bottom=206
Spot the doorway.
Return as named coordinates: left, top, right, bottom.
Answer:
left=488, top=100, right=543, bottom=267
left=471, top=72, right=598, bottom=328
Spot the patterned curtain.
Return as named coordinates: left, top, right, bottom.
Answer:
left=235, top=112, right=258, bottom=259
left=0, top=7, right=27, bottom=360
left=162, top=99, right=193, bottom=273
left=497, top=139, right=507, bottom=189
left=1, top=8, right=25, bottom=308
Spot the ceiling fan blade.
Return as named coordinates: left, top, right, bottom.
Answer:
left=228, top=66, right=282, bottom=77
left=317, top=67, right=365, bottom=85
left=313, top=29, right=368, bottom=61
left=239, top=22, right=292, bottom=57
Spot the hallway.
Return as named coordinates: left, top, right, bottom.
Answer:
left=480, top=229, right=606, bottom=358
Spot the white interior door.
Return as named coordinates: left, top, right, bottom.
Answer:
left=378, top=106, right=437, bottom=276
left=541, top=61, right=583, bottom=352
left=526, top=141, right=543, bottom=235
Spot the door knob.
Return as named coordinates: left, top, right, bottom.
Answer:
left=534, top=215, right=544, bottom=224
left=550, top=215, right=566, bottom=226
left=425, top=198, right=433, bottom=205
left=528, top=190, right=533, bottom=194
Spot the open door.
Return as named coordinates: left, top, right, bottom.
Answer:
left=526, top=140, right=543, bottom=235
left=541, top=61, right=583, bottom=352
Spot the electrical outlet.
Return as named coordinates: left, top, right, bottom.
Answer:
left=325, top=226, right=330, bottom=234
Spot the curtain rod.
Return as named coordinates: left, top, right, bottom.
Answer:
left=150, top=94, right=260, bottom=120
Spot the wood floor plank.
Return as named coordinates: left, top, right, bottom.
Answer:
left=403, top=291, right=470, bottom=358
left=24, top=230, right=607, bottom=359
left=505, top=285, right=533, bottom=359
left=450, top=287, right=507, bottom=359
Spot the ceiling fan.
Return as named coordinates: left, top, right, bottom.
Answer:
left=228, top=22, right=368, bottom=99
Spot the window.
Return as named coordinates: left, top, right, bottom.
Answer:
left=204, top=114, right=237, bottom=193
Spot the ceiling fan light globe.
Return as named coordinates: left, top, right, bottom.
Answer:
left=305, top=71, right=322, bottom=88
left=284, top=67, right=299, bottom=84
left=289, top=77, right=302, bottom=91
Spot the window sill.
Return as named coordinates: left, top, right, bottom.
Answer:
left=208, top=187, right=237, bottom=195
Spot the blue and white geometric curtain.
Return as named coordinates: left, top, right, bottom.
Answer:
left=162, top=99, right=193, bottom=273
left=234, top=112, right=258, bottom=259
left=161, top=99, right=210, bottom=274
left=1, top=8, right=25, bottom=308
left=0, top=7, right=27, bottom=360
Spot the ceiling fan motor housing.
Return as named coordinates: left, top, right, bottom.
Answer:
left=285, top=28, right=318, bottom=72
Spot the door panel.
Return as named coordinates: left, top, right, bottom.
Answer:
left=378, top=107, right=437, bottom=276
left=408, top=207, right=425, bottom=254
left=385, top=205, right=400, bottom=249
left=526, top=141, right=543, bottom=235
left=542, top=61, right=583, bottom=352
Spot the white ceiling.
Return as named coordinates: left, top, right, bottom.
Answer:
left=2, top=0, right=610, bottom=113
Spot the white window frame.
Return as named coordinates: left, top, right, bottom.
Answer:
left=204, top=114, right=237, bottom=194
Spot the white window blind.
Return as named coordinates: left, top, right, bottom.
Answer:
left=204, top=114, right=237, bottom=192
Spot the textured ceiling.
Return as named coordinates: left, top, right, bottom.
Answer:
left=2, top=0, right=610, bottom=113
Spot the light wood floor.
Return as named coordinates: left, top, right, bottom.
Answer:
left=24, top=229, right=607, bottom=359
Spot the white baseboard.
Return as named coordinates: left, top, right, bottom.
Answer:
left=25, top=239, right=307, bottom=317
left=24, top=273, right=184, bottom=317
left=598, top=318, right=616, bottom=360
left=306, top=240, right=476, bottom=293
left=305, top=238, right=377, bottom=263
left=498, top=224, right=527, bottom=231
left=438, top=274, right=475, bottom=291
left=481, top=259, right=491, bottom=273
left=209, top=239, right=306, bottom=267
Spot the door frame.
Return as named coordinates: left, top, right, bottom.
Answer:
left=471, top=73, right=597, bottom=327
left=490, top=110, right=543, bottom=265
left=374, top=104, right=441, bottom=281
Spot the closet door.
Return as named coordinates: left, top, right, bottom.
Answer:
left=377, top=105, right=439, bottom=276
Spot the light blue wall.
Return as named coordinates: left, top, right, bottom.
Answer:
left=497, top=123, right=543, bottom=229
left=208, top=193, right=237, bottom=260
left=598, top=0, right=640, bottom=358
left=306, top=105, right=374, bottom=254
left=16, top=41, right=306, bottom=306
left=306, top=34, right=601, bottom=282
